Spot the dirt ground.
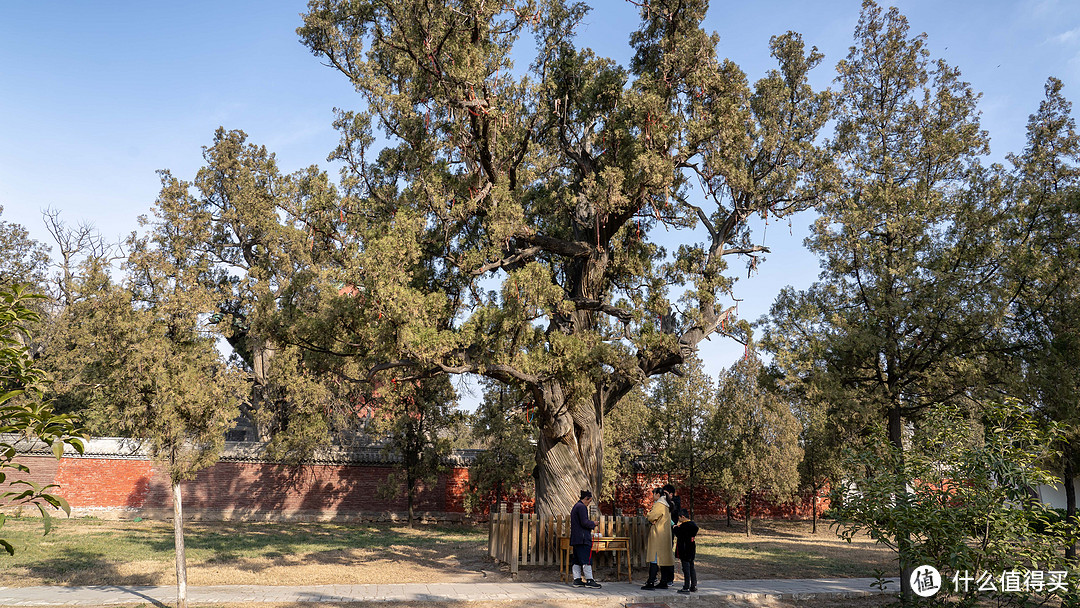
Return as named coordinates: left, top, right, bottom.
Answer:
left=151, top=522, right=882, bottom=587
left=0, top=519, right=895, bottom=588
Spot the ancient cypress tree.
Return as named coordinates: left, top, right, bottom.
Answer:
left=296, top=0, right=831, bottom=515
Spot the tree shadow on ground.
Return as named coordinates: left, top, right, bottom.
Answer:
left=703, top=521, right=813, bottom=540
left=215, top=540, right=495, bottom=580
left=135, top=522, right=481, bottom=564
left=11, top=547, right=167, bottom=591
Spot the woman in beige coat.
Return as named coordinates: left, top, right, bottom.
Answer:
left=641, top=487, right=675, bottom=589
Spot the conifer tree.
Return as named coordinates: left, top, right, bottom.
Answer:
left=297, top=0, right=831, bottom=515
left=640, top=355, right=714, bottom=516
left=373, top=375, right=461, bottom=527
left=151, top=129, right=346, bottom=457
left=764, top=0, right=1012, bottom=596
left=1007, top=77, right=1080, bottom=560
left=0, top=209, right=50, bottom=293
left=70, top=205, right=246, bottom=608
left=466, top=380, right=536, bottom=510
left=708, top=346, right=801, bottom=537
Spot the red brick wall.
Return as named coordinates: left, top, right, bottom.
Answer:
left=159, top=462, right=454, bottom=515
left=9, top=455, right=470, bottom=519
left=603, top=473, right=830, bottom=520
left=53, top=458, right=152, bottom=508
left=8, top=455, right=827, bottom=521
left=443, top=467, right=470, bottom=513
left=7, top=455, right=60, bottom=494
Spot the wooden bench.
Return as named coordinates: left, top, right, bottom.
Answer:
left=559, top=536, right=632, bottom=583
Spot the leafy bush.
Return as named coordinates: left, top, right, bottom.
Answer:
left=831, top=400, right=1078, bottom=606
left=0, top=285, right=84, bottom=555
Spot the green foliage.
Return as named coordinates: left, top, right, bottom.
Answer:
left=0, top=285, right=84, bottom=555
left=785, top=376, right=844, bottom=530
left=707, top=345, right=802, bottom=534
left=150, top=128, right=346, bottom=457
left=1005, top=76, right=1080, bottom=558
left=762, top=2, right=1009, bottom=498
left=640, top=355, right=713, bottom=475
left=0, top=208, right=50, bottom=293
left=637, top=355, right=715, bottom=514
left=40, top=179, right=249, bottom=484
left=831, top=400, right=1078, bottom=606
left=296, top=0, right=832, bottom=515
left=372, top=376, right=462, bottom=526
left=464, top=381, right=535, bottom=512
left=600, top=382, right=648, bottom=502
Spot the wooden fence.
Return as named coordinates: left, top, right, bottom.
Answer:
left=488, top=502, right=650, bottom=575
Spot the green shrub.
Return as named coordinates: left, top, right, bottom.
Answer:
left=831, top=400, right=1078, bottom=606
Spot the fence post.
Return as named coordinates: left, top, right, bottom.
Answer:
left=499, top=502, right=509, bottom=562
left=510, top=502, right=521, bottom=577
left=488, top=503, right=497, bottom=558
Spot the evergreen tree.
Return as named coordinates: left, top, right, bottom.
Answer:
left=600, top=383, right=648, bottom=504
left=0, top=208, right=50, bottom=293
left=69, top=202, right=246, bottom=608
left=790, top=386, right=843, bottom=534
left=150, top=128, right=345, bottom=457
left=708, top=344, right=801, bottom=537
left=765, top=0, right=1012, bottom=596
left=297, top=0, right=831, bottom=516
left=640, top=355, right=714, bottom=517
left=466, top=380, right=536, bottom=511
left=1006, top=77, right=1080, bottom=561
left=373, top=375, right=461, bottom=527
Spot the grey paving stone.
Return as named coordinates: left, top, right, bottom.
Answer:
left=0, top=578, right=896, bottom=606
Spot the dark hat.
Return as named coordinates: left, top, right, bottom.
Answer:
left=580, top=489, right=593, bottom=500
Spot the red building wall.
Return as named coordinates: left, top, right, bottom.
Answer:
left=13, top=454, right=470, bottom=520
left=53, top=458, right=154, bottom=508
left=12, top=454, right=825, bottom=521
left=604, top=473, right=830, bottom=520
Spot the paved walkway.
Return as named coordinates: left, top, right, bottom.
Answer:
left=0, top=578, right=897, bottom=606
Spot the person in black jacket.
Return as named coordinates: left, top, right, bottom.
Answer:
left=569, top=490, right=601, bottom=589
left=662, top=483, right=681, bottom=527
left=673, top=509, right=699, bottom=593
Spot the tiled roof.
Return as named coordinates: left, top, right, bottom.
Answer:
left=6, top=434, right=482, bottom=465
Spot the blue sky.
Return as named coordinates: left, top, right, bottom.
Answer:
left=2, top=0, right=1079, bottom=394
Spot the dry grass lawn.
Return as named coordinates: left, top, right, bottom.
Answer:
left=0, top=517, right=895, bottom=588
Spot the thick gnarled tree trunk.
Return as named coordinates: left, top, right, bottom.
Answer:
left=532, top=380, right=604, bottom=518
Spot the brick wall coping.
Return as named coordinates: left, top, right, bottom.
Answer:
left=5, top=434, right=482, bottom=466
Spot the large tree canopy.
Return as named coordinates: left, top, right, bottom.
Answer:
left=294, top=0, right=831, bottom=515
left=149, top=128, right=345, bottom=455
left=763, top=0, right=1006, bottom=452
left=0, top=208, right=50, bottom=293
left=1007, top=77, right=1080, bottom=558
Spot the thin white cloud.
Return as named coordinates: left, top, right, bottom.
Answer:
left=1051, top=27, right=1080, bottom=45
